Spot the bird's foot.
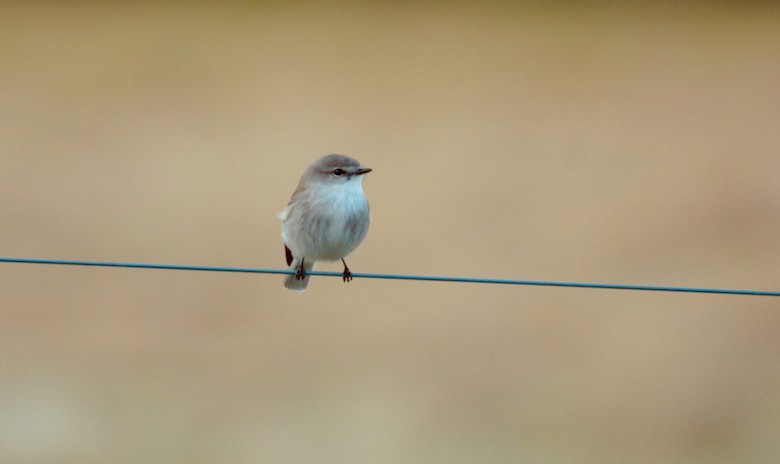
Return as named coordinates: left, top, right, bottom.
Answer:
left=295, top=259, right=307, bottom=280
left=341, top=259, right=353, bottom=282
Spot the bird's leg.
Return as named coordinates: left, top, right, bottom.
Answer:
left=341, top=258, right=353, bottom=282
left=295, top=258, right=307, bottom=280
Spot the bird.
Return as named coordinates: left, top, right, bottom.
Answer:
left=279, top=154, right=372, bottom=291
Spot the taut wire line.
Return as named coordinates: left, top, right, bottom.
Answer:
left=1, top=257, right=778, bottom=297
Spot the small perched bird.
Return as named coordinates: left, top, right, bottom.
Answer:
left=279, top=154, right=372, bottom=291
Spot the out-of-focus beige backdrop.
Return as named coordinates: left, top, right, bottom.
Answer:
left=1, top=2, right=779, bottom=463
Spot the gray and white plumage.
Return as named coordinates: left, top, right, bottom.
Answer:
left=279, top=154, right=371, bottom=291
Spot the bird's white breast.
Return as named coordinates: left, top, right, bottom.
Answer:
left=281, top=176, right=370, bottom=262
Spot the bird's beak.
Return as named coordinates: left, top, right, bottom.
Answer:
left=355, top=167, right=372, bottom=176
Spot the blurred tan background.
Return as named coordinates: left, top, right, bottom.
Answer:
left=2, top=1, right=780, bottom=463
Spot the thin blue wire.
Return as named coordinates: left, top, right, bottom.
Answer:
left=1, top=256, right=778, bottom=297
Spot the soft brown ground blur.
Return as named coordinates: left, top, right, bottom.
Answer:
left=1, top=2, right=779, bottom=463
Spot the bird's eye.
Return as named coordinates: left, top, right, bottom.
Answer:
left=333, top=168, right=345, bottom=176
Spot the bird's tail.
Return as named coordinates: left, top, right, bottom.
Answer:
left=284, top=259, right=315, bottom=291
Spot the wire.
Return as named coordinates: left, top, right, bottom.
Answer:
left=1, top=256, right=778, bottom=297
